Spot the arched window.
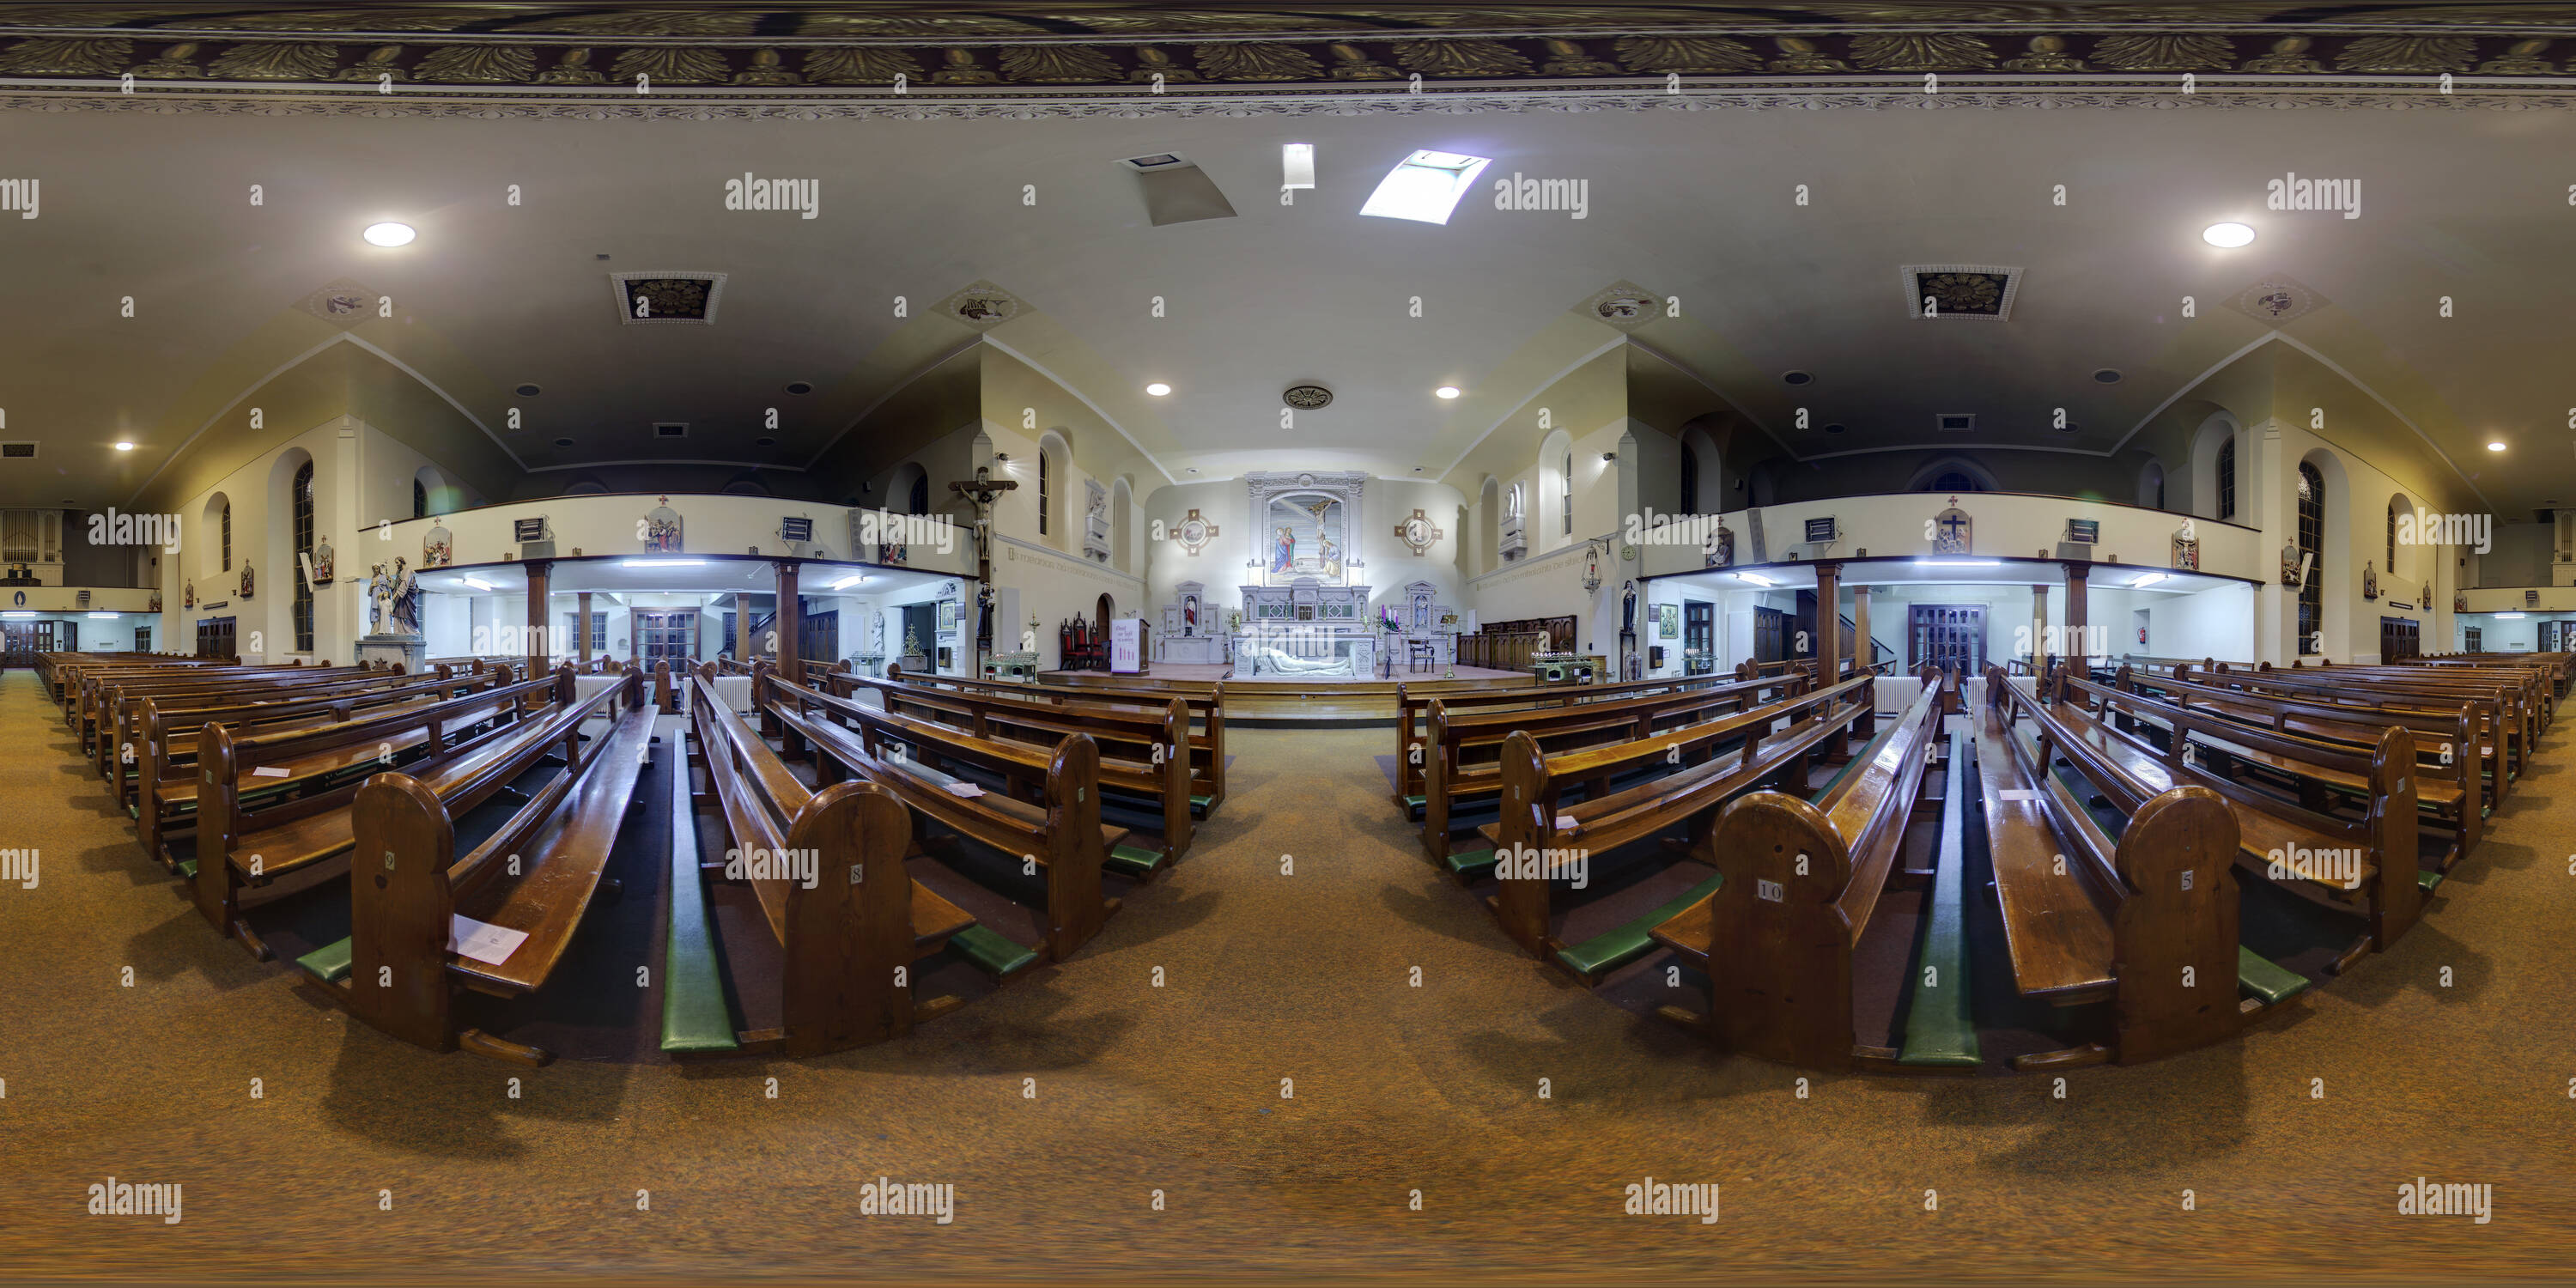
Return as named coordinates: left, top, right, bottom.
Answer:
left=1928, top=471, right=1982, bottom=494
left=2217, top=439, right=2237, bottom=520
left=1038, top=450, right=1053, bottom=537
left=412, top=478, right=428, bottom=520
left=292, top=461, right=315, bottom=653
left=1561, top=451, right=1573, bottom=536
left=2297, top=463, right=2324, bottom=654
left=221, top=501, right=233, bottom=571
left=2387, top=499, right=2399, bottom=570
left=1680, top=445, right=1699, bottom=514
left=908, top=472, right=929, bottom=517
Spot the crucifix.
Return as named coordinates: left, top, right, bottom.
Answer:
left=948, top=463, right=1019, bottom=675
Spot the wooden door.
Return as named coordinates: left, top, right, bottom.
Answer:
left=1910, top=605, right=1985, bottom=673
left=1683, top=600, right=1715, bottom=673
left=1752, top=606, right=1787, bottom=664
left=2380, top=616, right=2421, bottom=663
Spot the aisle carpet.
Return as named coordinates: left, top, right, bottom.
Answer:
left=1, top=668, right=2567, bottom=1282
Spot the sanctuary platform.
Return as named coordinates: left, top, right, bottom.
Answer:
left=1042, top=663, right=1534, bottom=724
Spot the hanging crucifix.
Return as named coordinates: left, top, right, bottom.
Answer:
left=948, top=463, right=1019, bottom=673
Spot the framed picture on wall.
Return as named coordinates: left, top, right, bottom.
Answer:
left=937, top=598, right=959, bottom=633
left=1657, top=604, right=1680, bottom=639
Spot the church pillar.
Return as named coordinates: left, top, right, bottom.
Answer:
left=775, top=561, right=802, bottom=683
left=2063, top=563, right=2090, bottom=673
left=2030, top=585, right=2048, bottom=673
left=736, top=592, right=753, bottom=662
left=1812, top=561, right=1841, bottom=684
left=577, top=592, right=592, bottom=670
left=524, top=559, right=551, bottom=678
left=1850, top=583, right=1873, bottom=676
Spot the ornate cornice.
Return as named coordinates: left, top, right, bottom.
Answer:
left=4, top=5, right=2576, bottom=114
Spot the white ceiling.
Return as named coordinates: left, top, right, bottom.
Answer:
left=8, top=99, right=2572, bottom=508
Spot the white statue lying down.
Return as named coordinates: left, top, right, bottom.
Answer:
left=1239, top=646, right=1356, bottom=677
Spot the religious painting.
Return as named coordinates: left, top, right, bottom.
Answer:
left=1658, top=603, right=1680, bottom=639
left=2171, top=519, right=2198, bottom=571
left=642, top=497, right=683, bottom=554
left=1703, top=519, right=1734, bottom=569
left=2363, top=560, right=2380, bottom=601
left=1266, top=492, right=1346, bottom=586
left=239, top=562, right=255, bottom=600
left=183, top=580, right=194, bottom=609
left=311, top=538, right=335, bottom=586
left=937, top=598, right=959, bottom=634
left=422, top=523, right=453, bottom=569
left=1932, top=497, right=1971, bottom=554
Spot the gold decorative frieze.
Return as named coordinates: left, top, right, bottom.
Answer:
left=1614, top=35, right=1760, bottom=74
left=0, top=36, right=131, bottom=76
left=1194, top=42, right=1319, bottom=82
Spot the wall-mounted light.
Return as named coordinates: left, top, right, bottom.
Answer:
left=1601, top=452, right=1617, bottom=463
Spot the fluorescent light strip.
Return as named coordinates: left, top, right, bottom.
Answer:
left=623, top=558, right=704, bottom=568
left=1359, top=150, right=1491, bottom=225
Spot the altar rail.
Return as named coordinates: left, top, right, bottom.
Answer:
left=1457, top=630, right=1552, bottom=671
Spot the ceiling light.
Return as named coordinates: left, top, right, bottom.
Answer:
left=88, top=611, right=119, bottom=619
left=1435, top=386, right=1461, bottom=399
left=829, top=574, right=868, bottom=590
left=0, top=611, right=35, bottom=619
left=623, top=558, right=703, bottom=568
left=462, top=576, right=495, bottom=591
left=2495, top=611, right=2527, bottom=619
left=1735, top=572, right=1777, bottom=587
left=2129, top=573, right=2169, bottom=587
left=2202, top=222, right=2255, bottom=248
left=1782, top=371, right=1814, bottom=386
left=515, top=383, right=541, bottom=397
left=362, top=221, right=416, bottom=247
left=1145, top=382, right=1171, bottom=397
left=785, top=381, right=813, bottom=395
left=1918, top=559, right=2002, bottom=567
left=114, top=442, right=135, bottom=451
left=1281, top=143, right=1315, bottom=191
left=2093, top=368, right=2123, bottom=384
left=1360, top=149, right=1492, bottom=225
left=2487, top=441, right=2507, bottom=452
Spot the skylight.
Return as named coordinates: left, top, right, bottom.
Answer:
left=1359, top=150, right=1492, bottom=225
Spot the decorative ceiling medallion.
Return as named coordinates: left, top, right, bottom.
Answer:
left=1903, top=264, right=2020, bottom=322
left=295, top=276, right=379, bottom=330
left=1283, top=384, right=1333, bottom=410
left=2226, top=274, right=2330, bottom=326
left=941, top=281, right=1019, bottom=328
left=1583, top=283, right=1660, bottom=330
left=610, top=271, right=726, bottom=325
left=1174, top=507, right=1218, bottom=556
left=1393, top=507, right=1443, bottom=556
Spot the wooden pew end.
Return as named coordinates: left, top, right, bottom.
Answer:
left=230, top=918, right=275, bottom=963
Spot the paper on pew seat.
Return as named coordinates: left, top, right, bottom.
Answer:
left=1555, top=815, right=1579, bottom=830
left=449, top=915, right=528, bottom=966
left=944, top=781, right=985, bottom=798
left=252, top=766, right=290, bottom=778
left=1996, top=789, right=2042, bottom=802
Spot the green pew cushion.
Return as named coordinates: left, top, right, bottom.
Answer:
left=1552, top=873, right=1725, bottom=981
left=1899, top=727, right=1981, bottom=1068
left=1107, top=843, right=1166, bottom=879
left=297, top=936, right=354, bottom=985
left=1442, top=848, right=1498, bottom=881
left=2417, top=869, right=2444, bottom=892
left=951, top=925, right=1041, bottom=977
left=661, top=759, right=740, bottom=1055
left=2237, top=946, right=2310, bottom=1005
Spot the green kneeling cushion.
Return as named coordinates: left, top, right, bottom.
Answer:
left=1552, top=874, right=1724, bottom=981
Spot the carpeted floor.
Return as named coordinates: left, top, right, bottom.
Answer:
left=2, top=666, right=2569, bottom=1284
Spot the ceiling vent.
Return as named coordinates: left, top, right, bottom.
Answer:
left=1, top=441, right=34, bottom=458
left=1936, top=413, right=1976, bottom=432
left=653, top=423, right=689, bottom=439
left=1118, top=153, right=1190, bottom=172
left=1903, top=264, right=2020, bottom=321
left=611, top=271, right=726, bottom=325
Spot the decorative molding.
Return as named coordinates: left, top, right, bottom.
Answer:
left=996, top=532, right=1144, bottom=588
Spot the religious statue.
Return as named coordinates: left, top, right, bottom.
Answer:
left=239, top=562, right=254, bottom=600
left=1583, top=542, right=1603, bottom=594
left=1621, top=579, right=1638, bottom=635
left=369, top=558, right=421, bottom=636
left=2281, top=539, right=2306, bottom=586
left=1272, top=526, right=1296, bottom=576
left=1182, top=594, right=1199, bottom=635
left=2362, top=560, right=2379, bottom=600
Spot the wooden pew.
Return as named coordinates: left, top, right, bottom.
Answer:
left=2121, top=665, right=2483, bottom=865
left=763, top=679, right=1121, bottom=962
left=2306, top=658, right=2554, bottom=727
left=289, top=671, right=658, bottom=1065
left=129, top=669, right=503, bottom=866
left=192, top=666, right=599, bottom=959
left=824, top=670, right=1193, bottom=870
left=1640, top=685, right=1949, bottom=1071
left=1391, top=671, right=1795, bottom=815
left=2035, top=671, right=2425, bottom=975
left=2196, top=664, right=2529, bottom=784
left=1420, top=676, right=1820, bottom=867
left=662, top=673, right=982, bottom=1057
left=1477, top=675, right=1890, bottom=969
left=100, top=665, right=450, bottom=787
left=1979, top=668, right=2302, bottom=1068
left=893, top=665, right=1228, bottom=811
left=75, top=661, right=355, bottom=743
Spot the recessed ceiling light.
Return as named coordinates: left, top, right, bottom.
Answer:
left=114, top=441, right=135, bottom=451
left=2488, top=440, right=2507, bottom=452
left=552, top=437, right=574, bottom=447
left=1435, top=386, right=1461, bottom=399
left=1823, top=423, right=1845, bottom=434
left=515, top=383, right=541, bottom=397
left=2202, top=222, right=2255, bottom=248
left=1187, top=467, right=1200, bottom=474
left=1145, top=382, right=1172, bottom=397
left=1782, top=370, right=1814, bottom=386
left=1360, top=150, right=1492, bottom=225
left=2093, top=368, right=2123, bottom=384
left=362, top=221, right=416, bottom=247
left=756, top=436, right=776, bottom=447
left=785, top=380, right=813, bottom=395
left=1281, top=143, right=1315, bottom=191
